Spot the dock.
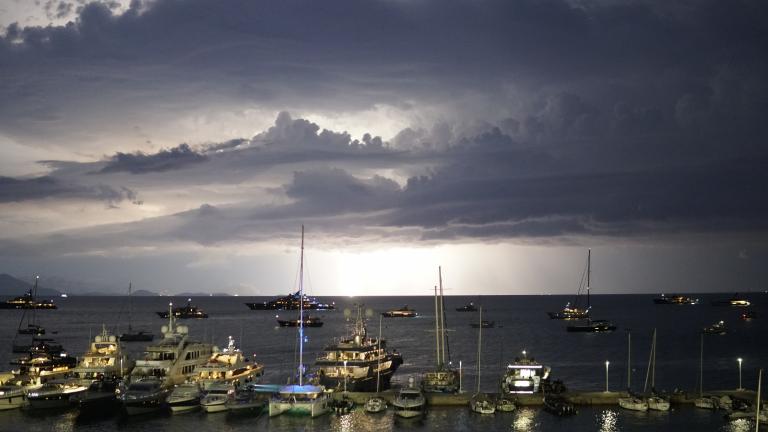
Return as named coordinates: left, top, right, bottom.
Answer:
left=331, top=389, right=760, bottom=406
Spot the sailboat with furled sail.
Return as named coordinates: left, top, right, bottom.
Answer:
left=422, top=267, right=460, bottom=393
left=268, top=226, right=330, bottom=417
left=120, top=283, right=154, bottom=342
left=548, top=250, right=591, bottom=320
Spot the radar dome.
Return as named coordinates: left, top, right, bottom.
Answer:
left=161, top=325, right=168, bottom=333
left=94, top=335, right=102, bottom=343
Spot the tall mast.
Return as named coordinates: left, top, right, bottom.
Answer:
left=756, top=368, right=763, bottom=432
left=31, top=275, right=39, bottom=327
left=476, top=306, right=482, bottom=393
left=587, top=249, right=591, bottom=309
left=699, top=333, right=704, bottom=397
left=627, top=330, right=631, bottom=390
left=376, top=314, right=382, bottom=394
left=127, top=282, right=133, bottom=331
left=434, top=284, right=441, bottom=368
left=651, top=329, right=656, bottom=390
left=298, top=225, right=305, bottom=386
left=439, top=266, right=447, bottom=367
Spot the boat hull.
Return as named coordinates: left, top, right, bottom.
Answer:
left=0, top=392, right=26, bottom=410
left=618, top=397, right=648, bottom=411
left=122, top=390, right=170, bottom=415
left=268, top=399, right=329, bottom=417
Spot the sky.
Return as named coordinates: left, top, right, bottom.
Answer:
left=0, top=0, right=767, bottom=296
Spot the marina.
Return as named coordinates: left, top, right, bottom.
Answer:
left=0, top=291, right=764, bottom=431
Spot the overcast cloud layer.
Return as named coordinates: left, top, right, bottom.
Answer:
left=0, top=0, right=767, bottom=294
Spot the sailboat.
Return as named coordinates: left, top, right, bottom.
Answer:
left=643, top=329, right=670, bottom=411
left=421, top=267, right=460, bottom=393
left=268, top=226, right=330, bottom=417
left=119, top=283, right=154, bottom=342
left=618, top=330, right=649, bottom=411
left=694, top=333, right=718, bottom=409
left=365, top=314, right=389, bottom=413
left=548, top=250, right=592, bottom=320
left=469, top=306, right=495, bottom=414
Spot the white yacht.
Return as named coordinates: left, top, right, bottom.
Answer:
left=268, top=226, right=330, bottom=418
left=26, top=380, right=88, bottom=410
left=167, top=382, right=202, bottom=413
left=196, top=336, right=264, bottom=390
left=71, top=325, right=134, bottom=410
left=392, top=377, right=426, bottom=419
left=120, top=305, right=214, bottom=415
left=500, top=351, right=551, bottom=395
left=618, top=395, right=649, bottom=411
left=0, top=378, right=27, bottom=411
left=200, top=381, right=233, bottom=413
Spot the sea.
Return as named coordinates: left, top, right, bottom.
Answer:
left=0, top=293, right=765, bottom=431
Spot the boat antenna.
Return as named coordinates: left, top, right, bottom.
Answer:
left=298, top=224, right=305, bottom=387
left=127, top=282, right=133, bottom=332
left=31, top=275, right=39, bottom=329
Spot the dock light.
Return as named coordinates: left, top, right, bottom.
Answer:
left=737, top=358, right=743, bottom=391
left=605, top=361, right=610, bottom=393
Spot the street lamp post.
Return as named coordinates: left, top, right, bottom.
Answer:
left=605, top=361, right=610, bottom=393
left=343, top=360, right=348, bottom=393
left=737, top=358, right=743, bottom=391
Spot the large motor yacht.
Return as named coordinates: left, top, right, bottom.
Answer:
left=71, top=325, right=133, bottom=410
left=168, top=336, right=264, bottom=413
left=156, top=299, right=209, bottom=319
left=0, top=277, right=57, bottom=310
left=244, top=291, right=335, bottom=310
left=500, top=351, right=551, bottom=395
left=120, top=304, right=214, bottom=415
left=315, top=305, right=402, bottom=392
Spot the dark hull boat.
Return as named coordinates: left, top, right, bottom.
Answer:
left=382, top=306, right=417, bottom=318
left=653, top=294, right=699, bottom=305
left=119, top=331, right=154, bottom=342
left=0, top=277, right=57, bottom=310
left=156, top=300, right=208, bottom=319
left=548, top=250, right=592, bottom=320
left=543, top=395, right=577, bottom=416
left=456, top=302, right=478, bottom=312
left=566, top=319, right=617, bottom=332
left=245, top=291, right=335, bottom=310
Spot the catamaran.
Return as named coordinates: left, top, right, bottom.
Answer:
left=268, top=226, right=330, bottom=417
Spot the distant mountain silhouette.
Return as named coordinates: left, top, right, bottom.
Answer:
left=0, top=273, right=62, bottom=297
left=131, top=289, right=160, bottom=296
left=177, top=292, right=232, bottom=297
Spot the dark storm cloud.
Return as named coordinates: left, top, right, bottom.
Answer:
left=99, top=143, right=208, bottom=174
left=0, top=174, right=136, bottom=204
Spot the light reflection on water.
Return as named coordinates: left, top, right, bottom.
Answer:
left=511, top=407, right=537, bottom=431
left=598, top=409, right=619, bottom=432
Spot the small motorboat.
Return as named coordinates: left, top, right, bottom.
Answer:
left=456, top=302, right=478, bottom=312
left=200, top=382, right=234, bottom=413
left=470, top=320, right=495, bottom=329
left=469, top=393, right=496, bottom=414
left=330, top=396, right=354, bottom=415
left=740, top=309, right=757, bottom=321
left=702, top=320, right=727, bottom=335
left=542, top=395, right=577, bottom=416
left=495, top=397, right=516, bottom=412
left=226, top=385, right=266, bottom=414
left=647, top=394, right=670, bottom=411
left=694, top=395, right=718, bottom=410
left=167, top=382, right=202, bottom=413
left=566, top=319, right=617, bottom=333
left=392, top=377, right=425, bottom=419
left=276, top=314, right=323, bottom=327
left=382, top=305, right=417, bottom=318
left=26, top=381, right=88, bottom=410
left=364, top=396, right=387, bottom=413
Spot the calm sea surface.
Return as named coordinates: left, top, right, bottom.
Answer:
left=0, top=294, right=765, bottom=431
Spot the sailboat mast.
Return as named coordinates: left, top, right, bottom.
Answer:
left=644, top=329, right=654, bottom=394
left=439, top=267, right=447, bottom=367
left=756, top=368, right=762, bottom=432
left=434, top=284, right=441, bottom=368
left=476, top=306, right=482, bottom=394
left=699, top=333, right=704, bottom=397
left=298, top=225, right=305, bottom=387
left=127, top=282, right=133, bottom=331
left=651, top=329, right=656, bottom=390
left=627, top=330, right=631, bottom=390
left=31, top=275, right=39, bottom=328
left=587, top=249, right=591, bottom=309
left=376, top=314, right=382, bottom=394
